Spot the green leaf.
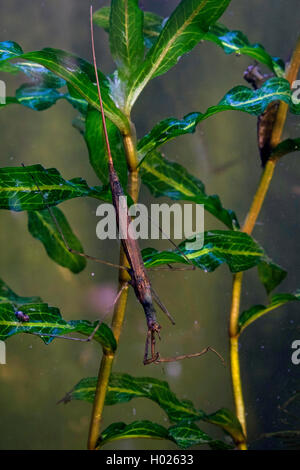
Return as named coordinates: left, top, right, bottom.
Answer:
left=0, top=61, right=19, bottom=73
left=22, top=48, right=128, bottom=131
left=13, top=61, right=66, bottom=88
left=61, top=372, right=203, bottom=423
left=204, top=23, right=285, bottom=76
left=138, top=78, right=300, bottom=159
left=0, top=80, right=87, bottom=114
left=84, top=108, right=127, bottom=187
left=142, top=230, right=275, bottom=274
left=126, top=0, right=231, bottom=109
left=97, top=421, right=169, bottom=448
left=109, top=0, right=144, bottom=79
left=94, top=6, right=164, bottom=49
left=65, top=83, right=88, bottom=114
left=0, top=41, right=23, bottom=60
left=142, top=12, right=164, bottom=49
left=140, top=151, right=239, bottom=230
left=168, top=422, right=217, bottom=449
left=93, top=6, right=111, bottom=32
left=205, top=408, right=244, bottom=443
left=27, top=207, right=86, bottom=274
left=0, top=42, right=129, bottom=132
left=258, top=260, right=287, bottom=294
left=0, top=278, right=42, bottom=305
left=0, top=302, right=116, bottom=351
left=15, top=84, right=63, bottom=111
left=239, top=291, right=300, bottom=333
left=97, top=419, right=231, bottom=449
left=271, top=138, right=300, bottom=159
left=0, top=164, right=105, bottom=212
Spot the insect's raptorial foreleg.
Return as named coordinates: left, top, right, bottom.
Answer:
left=143, top=329, right=159, bottom=365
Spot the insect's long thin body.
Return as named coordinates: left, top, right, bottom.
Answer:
left=90, top=6, right=162, bottom=362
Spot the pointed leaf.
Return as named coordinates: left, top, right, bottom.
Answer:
left=97, top=421, right=169, bottom=448
left=126, top=0, right=231, bottom=109
left=140, top=151, right=239, bottom=229
left=142, top=230, right=275, bottom=274
left=204, top=408, right=245, bottom=443
left=61, top=372, right=203, bottom=423
left=27, top=207, right=86, bottom=274
left=138, top=78, right=300, bottom=159
left=0, top=83, right=87, bottom=114
left=258, top=260, right=287, bottom=294
left=109, top=0, right=144, bottom=78
left=0, top=41, right=23, bottom=60
left=94, top=6, right=164, bottom=49
left=84, top=107, right=127, bottom=187
left=0, top=42, right=129, bottom=132
left=239, top=291, right=300, bottom=333
left=204, top=23, right=284, bottom=76
left=0, top=278, right=42, bottom=305
left=0, top=164, right=105, bottom=212
left=0, top=302, right=116, bottom=351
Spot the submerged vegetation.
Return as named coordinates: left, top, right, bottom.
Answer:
left=0, top=1, right=299, bottom=450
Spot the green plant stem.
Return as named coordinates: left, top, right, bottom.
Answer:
left=87, top=121, right=139, bottom=450
left=229, top=36, right=300, bottom=450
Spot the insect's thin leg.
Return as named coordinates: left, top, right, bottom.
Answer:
left=151, top=286, right=175, bottom=325
left=147, top=265, right=196, bottom=272
left=21, top=163, right=129, bottom=272
left=31, top=284, right=130, bottom=344
left=154, top=346, right=225, bottom=365
left=32, top=332, right=89, bottom=342
left=147, top=215, right=196, bottom=268
left=64, top=249, right=129, bottom=271
left=86, top=282, right=130, bottom=342
left=109, top=281, right=129, bottom=311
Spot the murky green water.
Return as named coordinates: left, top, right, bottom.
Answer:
left=0, top=0, right=299, bottom=450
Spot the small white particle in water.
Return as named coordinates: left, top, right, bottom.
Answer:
left=194, top=320, right=198, bottom=325
left=260, top=345, right=265, bottom=350
left=29, top=345, right=33, bottom=349
left=132, top=408, right=136, bottom=416
left=91, top=272, right=95, bottom=277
